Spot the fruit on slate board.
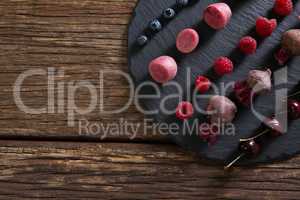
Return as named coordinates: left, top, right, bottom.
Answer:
left=176, top=28, right=199, bottom=54
left=264, top=117, right=284, bottom=137
left=149, top=56, right=178, bottom=84
left=195, top=75, right=211, bottom=93
left=282, top=29, right=300, bottom=56
left=288, top=100, right=300, bottom=120
left=273, top=0, right=293, bottom=17
left=234, top=80, right=253, bottom=106
left=247, top=69, right=272, bottom=94
left=238, top=36, right=257, bottom=55
left=213, top=56, right=234, bottom=76
left=176, top=101, right=194, bottom=120
left=274, top=48, right=291, bottom=65
left=149, top=19, right=162, bottom=32
left=163, top=8, right=176, bottom=19
left=203, top=3, right=232, bottom=30
left=207, top=95, right=237, bottom=124
left=234, top=69, right=272, bottom=107
left=275, top=29, right=300, bottom=65
left=240, top=140, right=261, bottom=157
left=256, top=17, right=277, bottom=38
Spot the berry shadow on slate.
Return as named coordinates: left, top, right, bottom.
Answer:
left=225, top=0, right=247, bottom=12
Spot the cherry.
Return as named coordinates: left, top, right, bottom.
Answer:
left=288, top=100, right=300, bottom=120
left=239, top=140, right=261, bottom=156
left=263, top=117, right=284, bottom=137
left=225, top=140, right=260, bottom=170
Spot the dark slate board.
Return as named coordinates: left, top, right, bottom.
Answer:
left=128, top=0, right=300, bottom=165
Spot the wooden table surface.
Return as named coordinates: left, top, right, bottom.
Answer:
left=0, top=0, right=300, bottom=199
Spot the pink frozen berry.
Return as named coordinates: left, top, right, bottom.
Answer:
left=149, top=56, right=178, bottom=84
left=204, top=3, right=232, bottom=30
left=176, top=28, right=199, bottom=54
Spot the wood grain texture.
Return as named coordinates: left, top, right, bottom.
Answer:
left=0, top=140, right=299, bottom=200
left=0, top=0, right=167, bottom=141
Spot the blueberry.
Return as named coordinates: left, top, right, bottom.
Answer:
left=177, top=0, right=189, bottom=6
left=149, top=19, right=162, bottom=32
left=163, top=8, right=176, bottom=19
left=137, top=35, right=148, bottom=46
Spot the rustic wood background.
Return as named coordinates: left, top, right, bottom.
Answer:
left=0, top=0, right=299, bottom=199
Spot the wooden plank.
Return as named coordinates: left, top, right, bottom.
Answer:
left=0, top=140, right=299, bottom=200
left=0, top=0, right=167, bottom=141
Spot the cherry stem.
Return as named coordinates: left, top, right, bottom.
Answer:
left=289, top=91, right=300, bottom=98
left=225, top=90, right=300, bottom=171
left=282, top=91, right=300, bottom=102
left=240, top=129, right=270, bottom=142
left=224, top=153, right=246, bottom=170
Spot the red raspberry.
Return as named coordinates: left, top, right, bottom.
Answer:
left=213, top=56, right=234, bottom=76
left=195, top=75, right=211, bottom=93
left=238, top=36, right=257, bottom=54
left=274, top=48, right=291, bottom=65
left=256, top=17, right=277, bottom=38
left=176, top=101, right=194, bottom=120
left=234, top=80, right=253, bottom=107
left=273, top=0, right=293, bottom=17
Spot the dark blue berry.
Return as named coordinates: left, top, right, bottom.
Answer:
left=163, top=8, right=176, bottom=19
left=137, top=35, right=148, bottom=46
left=177, top=0, right=189, bottom=6
left=149, top=19, right=162, bottom=32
